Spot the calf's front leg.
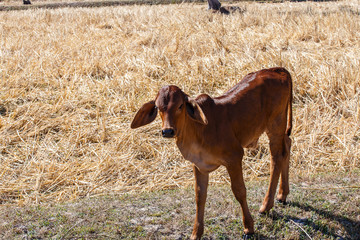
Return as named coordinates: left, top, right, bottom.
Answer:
left=190, top=165, right=209, bottom=240
left=226, top=152, right=254, bottom=236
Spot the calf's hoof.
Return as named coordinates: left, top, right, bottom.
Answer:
left=190, top=232, right=202, bottom=240
left=276, top=193, right=288, bottom=204
left=276, top=199, right=287, bottom=205
left=243, top=233, right=254, bottom=240
left=259, top=203, right=273, bottom=214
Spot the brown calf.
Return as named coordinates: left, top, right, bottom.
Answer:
left=131, top=67, right=293, bottom=239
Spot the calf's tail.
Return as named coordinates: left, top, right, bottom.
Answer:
left=286, top=72, right=293, bottom=137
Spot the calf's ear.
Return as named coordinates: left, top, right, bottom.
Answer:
left=131, top=101, right=158, bottom=129
left=186, top=99, right=208, bottom=125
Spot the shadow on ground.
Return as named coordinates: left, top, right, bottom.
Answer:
left=264, top=201, right=360, bottom=240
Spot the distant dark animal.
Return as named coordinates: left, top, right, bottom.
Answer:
left=207, top=0, right=221, bottom=11
left=207, top=0, right=243, bottom=15
left=23, top=0, right=31, bottom=5
left=131, top=67, right=293, bottom=239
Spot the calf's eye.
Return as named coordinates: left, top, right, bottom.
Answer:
left=179, top=104, right=183, bottom=110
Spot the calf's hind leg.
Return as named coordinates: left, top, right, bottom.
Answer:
left=277, top=134, right=291, bottom=203
left=259, top=133, right=290, bottom=213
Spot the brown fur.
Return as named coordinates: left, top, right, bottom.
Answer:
left=131, top=67, right=293, bottom=239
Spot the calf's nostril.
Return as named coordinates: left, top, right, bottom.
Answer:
left=162, top=129, right=175, bottom=138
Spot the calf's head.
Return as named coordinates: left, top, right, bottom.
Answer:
left=131, top=85, right=208, bottom=138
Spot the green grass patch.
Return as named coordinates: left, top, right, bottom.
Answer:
left=1, top=172, right=359, bottom=239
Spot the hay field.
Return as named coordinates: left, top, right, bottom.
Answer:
left=0, top=1, right=359, bottom=205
